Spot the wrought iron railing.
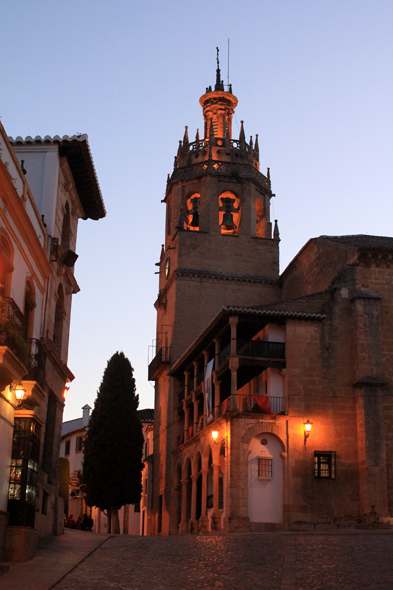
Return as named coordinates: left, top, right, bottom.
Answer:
left=148, top=347, right=170, bottom=381
left=237, top=340, right=285, bottom=360
left=0, top=297, right=29, bottom=366
left=0, top=297, right=28, bottom=340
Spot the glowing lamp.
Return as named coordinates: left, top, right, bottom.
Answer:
left=304, top=420, right=312, bottom=445
left=211, top=430, right=219, bottom=440
left=14, top=383, right=26, bottom=403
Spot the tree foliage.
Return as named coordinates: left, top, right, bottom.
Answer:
left=82, top=352, right=144, bottom=514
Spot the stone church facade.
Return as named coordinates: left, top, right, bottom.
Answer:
left=150, top=62, right=393, bottom=534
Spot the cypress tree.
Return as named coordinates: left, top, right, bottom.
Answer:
left=82, top=352, right=144, bottom=533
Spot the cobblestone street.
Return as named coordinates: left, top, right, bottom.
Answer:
left=50, top=532, right=393, bottom=590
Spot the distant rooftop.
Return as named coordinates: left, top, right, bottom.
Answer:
left=137, top=408, right=154, bottom=423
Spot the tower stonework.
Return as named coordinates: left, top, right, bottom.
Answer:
left=151, top=68, right=280, bottom=535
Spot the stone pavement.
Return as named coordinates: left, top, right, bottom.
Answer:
left=2, top=530, right=393, bottom=590
left=1, top=529, right=110, bottom=590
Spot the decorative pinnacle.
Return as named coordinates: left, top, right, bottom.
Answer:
left=215, top=47, right=224, bottom=91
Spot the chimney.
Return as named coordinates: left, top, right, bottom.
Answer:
left=82, top=404, right=91, bottom=427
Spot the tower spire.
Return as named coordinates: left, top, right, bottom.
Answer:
left=215, top=47, right=224, bottom=91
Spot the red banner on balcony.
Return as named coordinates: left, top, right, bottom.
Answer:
left=253, top=394, right=275, bottom=414
left=186, top=425, right=193, bottom=441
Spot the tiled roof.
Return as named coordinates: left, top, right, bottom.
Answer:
left=248, top=291, right=331, bottom=317
left=9, top=134, right=106, bottom=221
left=137, top=408, right=154, bottom=423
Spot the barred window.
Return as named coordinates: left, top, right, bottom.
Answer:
left=314, top=451, right=336, bottom=479
left=258, top=457, right=272, bottom=478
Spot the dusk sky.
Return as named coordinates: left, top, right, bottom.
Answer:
left=2, top=1, right=393, bottom=421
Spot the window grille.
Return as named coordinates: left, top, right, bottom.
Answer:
left=314, top=451, right=336, bottom=479
left=258, top=457, right=272, bottom=478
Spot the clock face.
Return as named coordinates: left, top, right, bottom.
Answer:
left=165, top=258, right=170, bottom=278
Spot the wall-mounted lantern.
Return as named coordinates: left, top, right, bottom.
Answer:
left=304, top=420, right=312, bottom=445
left=13, top=382, right=26, bottom=404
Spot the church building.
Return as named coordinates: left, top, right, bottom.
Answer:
left=149, top=59, right=393, bottom=534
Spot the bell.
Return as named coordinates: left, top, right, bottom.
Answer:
left=221, top=211, right=235, bottom=230
left=189, top=211, right=199, bottom=227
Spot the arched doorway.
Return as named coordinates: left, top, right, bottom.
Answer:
left=248, top=433, right=283, bottom=524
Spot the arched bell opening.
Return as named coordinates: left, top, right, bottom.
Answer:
left=185, top=193, right=200, bottom=231
left=219, top=191, right=241, bottom=235
left=255, top=197, right=265, bottom=238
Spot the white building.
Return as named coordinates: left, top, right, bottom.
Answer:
left=0, top=127, right=105, bottom=562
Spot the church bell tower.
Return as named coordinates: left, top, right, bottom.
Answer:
left=150, top=55, right=280, bottom=534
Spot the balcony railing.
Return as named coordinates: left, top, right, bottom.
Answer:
left=0, top=297, right=29, bottom=366
left=237, top=340, right=285, bottom=360
left=148, top=347, right=170, bottom=381
left=244, top=394, right=286, bottom=415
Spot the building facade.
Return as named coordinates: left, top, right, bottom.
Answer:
left=0, top=127, right=105, bottom=561
left=149, top=65, right=393, bottom=534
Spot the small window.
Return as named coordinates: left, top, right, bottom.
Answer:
left=134, top=502, right=140, bottom=513
left=258, top=457, right=272, bottom=479
left=144, top=440, right=149, bottom=459
left=76, top=436, right=83, bottom=453
left=314, top=451, right=336, bottom=479
left=65, top=440, right=70, bottom=456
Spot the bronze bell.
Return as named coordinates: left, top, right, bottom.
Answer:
left=190, top=211, right=199, bottom=227
left=221, top=211, right=235, bottom=230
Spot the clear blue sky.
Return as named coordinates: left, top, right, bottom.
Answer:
left=2, top=1, right=393, bottom=421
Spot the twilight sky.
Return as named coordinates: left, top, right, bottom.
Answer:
left=2, top=1, right=393, bottom=421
